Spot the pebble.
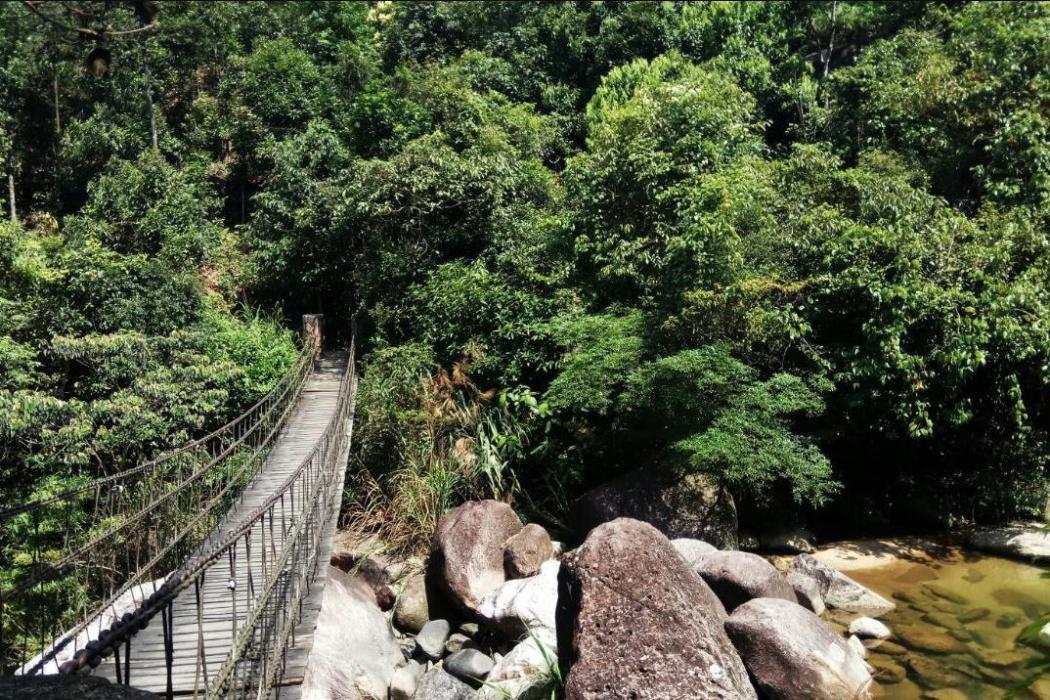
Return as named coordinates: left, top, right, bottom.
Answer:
left=389, top=660, right=425, bottom=700
left=849, top=616, right=891, bottom=640
left=444, top=633, right=474, bottom=655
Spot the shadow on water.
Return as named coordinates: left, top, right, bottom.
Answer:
left=832, top=539, right=1050, bottom=699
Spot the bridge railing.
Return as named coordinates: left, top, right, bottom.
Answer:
left=0, top=345, right=316, bottom=675
left=61, top=341, right=356, bottom=699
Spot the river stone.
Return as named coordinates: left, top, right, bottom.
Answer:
left=698, top=551, right=796, bottom=612
left=571, top=468, right=738, bottom=549
left=790, top=555, right=895, bottom=616
left=905, top=655, right=969, bottom=688
left=726, top=597, right=872, bottom=700
left=478, top=559, right=559, bottom=638
left=846, top=635, right=868, bottom=659
left=504, top=523, right=554, bottom=579
left=389, top=660, right=425, bottom=700
left=969, top=523, right=1050, bottom=563
left=870, top=656, right=906, bottom=684
left=672, top=537, right=718, bottom=569
left=476, top=630, right=558, bottom=700
left=0, top=676, right=159, bottom=699
left=444, top=633, right=474, bottom=655
left=958, top=607, right=991, bottom=623
left=894, top=624, right=964, bottom=654
left=413, top=667, right=474, bottom=700
left=431, top=500, right=523, bottom=614
left=849, top=616, right=890, bottom=640
left=787, top=571, right=825, bottom=615
left=922, top=582, right=970, bottom=606
left=444, top=649, right=495, bottom=686
left=300, top=566, right=403, bottom=700
left=875, top=640, right=907, bottom=655
left=557, top=518, right=754, bottom=700
left=921, top=611, right=963, bottom=631
left=416, top=619, right=452, bottom=660
left=393, top=573, right=430, bottom=633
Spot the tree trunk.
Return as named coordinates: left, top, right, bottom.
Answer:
left=53, top=72, right=61, bottom=135
left=7, top=157, right=17, bottom=223
left=145, top=66, right=158, bottom=151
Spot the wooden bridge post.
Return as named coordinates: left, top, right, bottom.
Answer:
left=302, top=314, right=323, bottom=359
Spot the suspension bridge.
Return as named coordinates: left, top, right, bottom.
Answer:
left=0, top=317, right=355, bottom=699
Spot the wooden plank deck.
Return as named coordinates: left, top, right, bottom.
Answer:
left=94, top=353, right=352, bottom=697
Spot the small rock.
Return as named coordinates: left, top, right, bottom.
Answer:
left=870, top=656, right=906, bottom=684
left=671, top=537, right=717, bottom=569
left=791, top=554, right=895, bottom=616
left=393, top=574, right=430, bottom=633
left=921, top=611, right=963, bottom=631
left=922, top=582, right=970, bottom=606
left=895, top=624, right=964, bottom=654
left=849, top=616, right=890, bottom=640
left=444, top=633, right=474, bottom=655
left=962, top=568, right=985, bottom=584
left=476, top=631, right=558, bottom=700
left=376, top=584, right=397, bottom=611
left=413, top=667, right=474, bottom=700
left=786, top=572, right=825, bottom=615
left=389, top=660, right=425, bottom=700
left=906, top=655, right=969, bottom=688
left=458, top=622, right=479, bottom=637
left=958, top=607, right=991, bottom=623
left=739, top=531, right=760, bottom=550
left=874, top=640, right=907, bottom=655
left=698, top=550, right=796, bottom=612
left=761, top=527, right=817, bottom=554
left=551, top=540, right=567, bottom=557
left=416, top=619, right=452, bottom=661
left=504, top=523, right=554, bottom=579
left=922, top=690, right=969, bottom=700
left=444, top=649, right=495, bottom=686
left=847, top=634, right=867, bottom=659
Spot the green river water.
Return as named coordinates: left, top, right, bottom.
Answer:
left=836, top=545, right=1050, bottom=699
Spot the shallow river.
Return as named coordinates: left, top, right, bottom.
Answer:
left=833, top=542, right=1049, bottom=698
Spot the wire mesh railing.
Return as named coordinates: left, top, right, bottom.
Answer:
left=0, top=345, right=315, bottom=676
left=57, top=343, right=355, bottom=699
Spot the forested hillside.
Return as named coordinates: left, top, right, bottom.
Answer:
left=2, top=1, right=1049, bottom=549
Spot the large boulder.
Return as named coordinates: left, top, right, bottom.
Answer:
left=557, top=518, right=755, bottom=700
left=726, top=597, right=873, bottom=700
left=300, top=566, right=403, bottom=700
left=786, top=571, right=825, bottom=615
left=476, top=630, right=559, bottom=700
left=790, top=555, right=895, bottom=616
left=671, top=538, right=718, bottom=569
left=968, top=523, right=1050, bottom=563
left=430, top=500, right=524, bottom=614
left=504, top=523, right=554, bottom=579
left=478, top=559, right=559, bottom=638
left=697, top=551, right=796, bottom=612
left=572, top=468, right=738, bottom=549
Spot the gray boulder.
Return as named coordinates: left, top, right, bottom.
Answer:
left=726, top=597, right=873, bottom=700
left=557, top=518, right=755, bottom=700
left=969, top=523, right=1050, bottom=563
left=416, top=619, right=452, bottom=661
left=671, top=537, right=718, bottom=569
left=786, top=571, right=825, bottom=615
left=572, top=468, right=738, bottom=549
left=697, top=551, right=796, bottom=613
left=431, top=500, right=524, bottom=614
left=299, top=566, right=403, bottom=700
left=444, top=648, right=495, bottom=686
left=413, top=668, right=475, bottom=700
left=504, top=523, right=554, bottom=579
left=478, top=559, right=559, bottom=638
left=790, top=555, right=895, bottom=616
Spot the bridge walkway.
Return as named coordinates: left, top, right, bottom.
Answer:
left=94, top=352, right=351, bottom=697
